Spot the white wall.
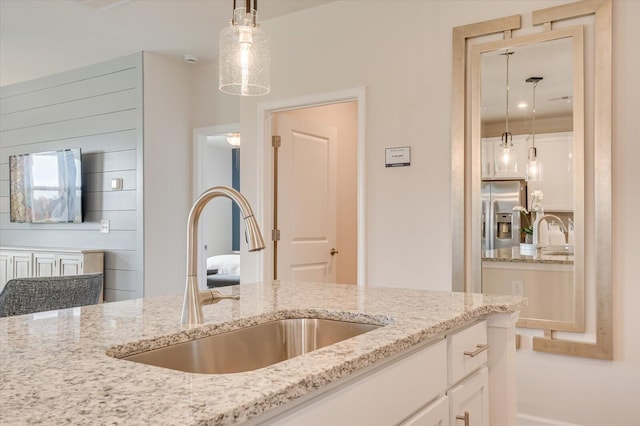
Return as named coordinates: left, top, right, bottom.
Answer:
left=210, top=1, right=637, bottom=424
left=142, top=52, right=193, bottom=297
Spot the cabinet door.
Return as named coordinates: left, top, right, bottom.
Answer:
left=0, top=252, right=11, bottom=290
left=401, top=396, right=450, bottom=426
left=12, top=253, right=32, bottom=279
left=481, top=139, right=494, bottom=180
left=58, top=255, right=83, bottom=276
left=448, top=367, right=489, bottom=426
left=527, top=132, right=573, bottom=211
left=34, top=253, right=57, bottom=277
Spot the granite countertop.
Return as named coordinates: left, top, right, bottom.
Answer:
left=0, top=281, right=526, bottom=425
left=482, top=247, right=574, bottom=265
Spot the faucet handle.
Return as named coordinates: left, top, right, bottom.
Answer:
left=203, top=290, right=240, bottom=305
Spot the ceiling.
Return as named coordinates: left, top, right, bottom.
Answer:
left=481, top=36, right=575, bottom=123
left=0, top=0, right=333, bottom=87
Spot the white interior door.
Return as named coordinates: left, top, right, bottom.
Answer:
left=276, top=113, right=338, bottom=282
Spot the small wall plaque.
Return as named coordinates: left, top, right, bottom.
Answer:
left=385, top=146, right=411, bottom=167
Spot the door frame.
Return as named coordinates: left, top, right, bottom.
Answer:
left=256, top=87, right=367, bottom=286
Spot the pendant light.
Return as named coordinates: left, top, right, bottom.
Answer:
left=525, top=77, right=543, bottom=181
left=495, top=50, right=517, bottom=173
left=219, top=0, right=270, bottom=96
left=226, top=132, right=241, bottom=147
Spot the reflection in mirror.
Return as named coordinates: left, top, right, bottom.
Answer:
left=197, top=132, right=242, bottom=291
left=472, top=28, right=584, bottom=332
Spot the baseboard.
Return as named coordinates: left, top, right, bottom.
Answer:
left=518, top=413, right=583, bottom=426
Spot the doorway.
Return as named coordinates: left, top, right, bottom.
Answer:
left=193, top=123, right=241, bottom=289
left=257, top=88, right=366, bottom=285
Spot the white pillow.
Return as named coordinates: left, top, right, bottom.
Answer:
left=206, top=254, right=240, bottom=275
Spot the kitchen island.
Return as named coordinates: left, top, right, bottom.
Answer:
left=482, top=247, right=574, bottom=265
left=0, top=281, right=525, bottom=425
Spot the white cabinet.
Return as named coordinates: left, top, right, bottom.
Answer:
left=265, top=320, right=493, bottom=426
left=0, top=251, right=33, bottom=285
left=482, top=136, right=527, bottom=180
left=0, top=247, right=104, bottom=292
left=401, top=396, right=450, bottom=426
left=33, top=252, right=57, bottom=277
left=446, top=321, right=489, bottom=426
left=526, top=132, right=573, bottom=211
left=449, top=368, right=490, bottom=426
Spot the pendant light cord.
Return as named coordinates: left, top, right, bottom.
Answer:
left=501, top=50, right=514, bottom=148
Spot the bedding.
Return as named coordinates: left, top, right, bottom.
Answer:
left=206, top=254, right=240, bottom=275
left=206, top=254, right=240, bottom=288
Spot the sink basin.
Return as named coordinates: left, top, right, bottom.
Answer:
left=120, top=318, right=382, bottom=374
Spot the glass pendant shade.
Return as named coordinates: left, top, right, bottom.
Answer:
left=526, top=147, right=543, bottom=181
left=495, top=133, right=518, bottom=173
left=219, top=6, right=270, bottom=96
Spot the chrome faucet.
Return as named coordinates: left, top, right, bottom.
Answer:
left=532, top=213, right=567, bottom=248
left=181, top=186, right=265, bottom=326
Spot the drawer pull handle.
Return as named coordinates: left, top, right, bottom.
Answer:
left=464, top=343, right=489, bottom=357
left=456, top=411, right=470, bottom=425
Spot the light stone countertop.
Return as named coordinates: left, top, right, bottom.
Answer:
left=482, top=247, right=574, bottom=265
left=0, top=281, right=526, bottom=425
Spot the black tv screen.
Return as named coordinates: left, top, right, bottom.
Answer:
left=9, top=149, right=83, bottom=223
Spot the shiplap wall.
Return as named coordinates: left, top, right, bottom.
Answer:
left=0, top=53, right=143, bottom=302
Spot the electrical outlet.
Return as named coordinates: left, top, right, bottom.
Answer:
left=100, top=219, right=110, bottom=234
left=512, top=280, right=524, bottom=296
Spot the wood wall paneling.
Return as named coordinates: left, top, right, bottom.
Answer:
left=0, top=53, right=143, bottom=302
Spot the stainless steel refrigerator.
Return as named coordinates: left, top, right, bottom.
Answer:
left=481, top=180, right=527, bottom=251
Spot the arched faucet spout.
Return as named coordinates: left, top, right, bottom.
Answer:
left=181, top=186, right=265, bottom=326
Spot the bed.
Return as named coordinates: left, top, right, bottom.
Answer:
left=205, top=254, right=240, bottom=288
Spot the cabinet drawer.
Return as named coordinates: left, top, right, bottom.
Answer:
left=447, top=320, right=488, bottom=386
left=268, top=339, right=447, bottom=425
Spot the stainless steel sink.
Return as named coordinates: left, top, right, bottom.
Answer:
left=121, top=318, right=382, bottom=374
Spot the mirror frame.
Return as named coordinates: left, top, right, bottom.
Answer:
left=451, top=0, right=612, bottom=359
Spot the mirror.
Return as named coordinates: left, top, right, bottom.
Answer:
left=472, top=29, right=584, bottom=333
left=451, top=0, right=612, bottom=359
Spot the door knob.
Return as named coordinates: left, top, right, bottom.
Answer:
left=329, top=248, right=339, bottom=256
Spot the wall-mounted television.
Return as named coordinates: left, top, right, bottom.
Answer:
left=9, top=149, right=83, bottom=223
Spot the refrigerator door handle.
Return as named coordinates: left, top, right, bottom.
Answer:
left=488, top=200, right=498, bottom=250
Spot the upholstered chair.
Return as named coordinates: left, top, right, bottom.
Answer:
left=0, top=273, right=103, bottom=317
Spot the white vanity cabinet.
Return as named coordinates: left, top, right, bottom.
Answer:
left=0, top=247, right=104, bottom=290
left=482, top=136, right=527, bottom=180
left=262, top=319, right=503, bottom=426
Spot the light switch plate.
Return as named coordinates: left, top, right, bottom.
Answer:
left=111, top=178, right=123, bottom=190
left=100, top=219, right=110, bottom=234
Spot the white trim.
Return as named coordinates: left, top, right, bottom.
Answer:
left=256, top=87, right=367, bottom=286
